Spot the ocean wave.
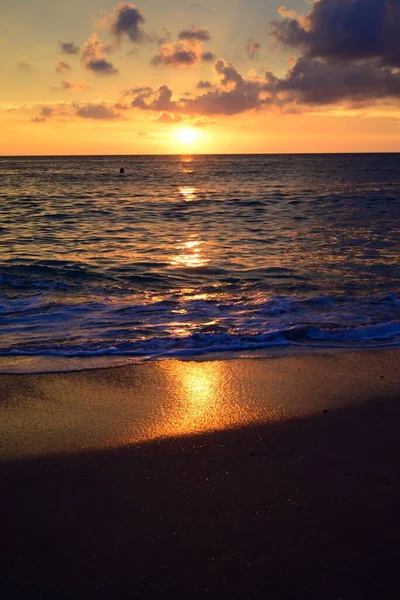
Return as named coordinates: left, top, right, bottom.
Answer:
left=1, top=293, right=399, bottom=362
left=1, top=154, right=399, bottom=370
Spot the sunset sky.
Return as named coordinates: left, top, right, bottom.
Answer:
left=1, top=0, right=399, bottom=155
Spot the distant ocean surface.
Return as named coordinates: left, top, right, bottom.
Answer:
left=0, top=154, right=399, bottom=372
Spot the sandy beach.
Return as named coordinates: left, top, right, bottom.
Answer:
left=1, top=350, right=400, bottom=598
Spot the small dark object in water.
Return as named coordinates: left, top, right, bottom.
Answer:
left=322, top=409, right=329, bottom=414
left=120, top=167, right=125, bottom=174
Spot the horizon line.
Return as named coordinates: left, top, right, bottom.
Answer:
left=1, top=151, right=399, bottom=158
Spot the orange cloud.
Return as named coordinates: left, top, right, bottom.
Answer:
left=81, top=34, right=118, bottom=75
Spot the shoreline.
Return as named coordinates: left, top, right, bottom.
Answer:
left=1, top=349, right=399, bottom=462
left=1, top=348, right=400, bottom=598
left=1, top=342, right=400, bottom=375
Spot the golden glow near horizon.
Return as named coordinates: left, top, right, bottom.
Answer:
left=0, top=0, right=399, bottom=154
left=169, top=127, right=211, bottom=153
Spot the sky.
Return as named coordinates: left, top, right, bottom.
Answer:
left=0, top=0, right=399, bottom=155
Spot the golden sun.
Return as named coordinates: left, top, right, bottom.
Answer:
left=175, top=127, right=198, bottom=145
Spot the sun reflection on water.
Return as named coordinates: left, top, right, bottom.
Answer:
left=179, top=186, right=197, bottom=201
left=179, top=156, right=194, bottom=174
left=170, top=239, right=209, bottom=268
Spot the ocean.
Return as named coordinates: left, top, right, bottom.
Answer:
left=0, top=153, right=399, bottom=372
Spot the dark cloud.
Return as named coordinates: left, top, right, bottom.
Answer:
left=201, top=51, right=215, bottom=62
left=17, top=61, right=33, bottom=72
left=182, top=83, right=268, bottom=116
left=151, top=45, right=198, bottom=67
left=276, top=56, right=400, bottom=104
left=76, top=103, right=121, bottom=120
left=122, top=85, right=153, bottom=97
left=125, top=47, right=400, bottom=119
left=30, top=103, right=123, bottom=123
left=130, top=59, right=274, bottom=116
left=31, top=106, right=54, bottom=122
left=214, top=58, right=244, bottom=88
left=197, top=80, right=212, bottom=89
left=81, top=34, right=118, bottom=75
left=40, top=107, right=54, bottom=118
left=264, top=1, right=400, bottom=107
left=269, top=0, right=400, bottom=67
left=131, top=84, right=178, bottom=111
left=56, top=61, right=72, bottom=73
left=246, top=41, right=261, bottom=60
left=178, top=25, right=210, bottom=42
left=113, top=102, right=133, bottom=110
left=59, top=41, right=79, bottom=55
left=86, top=58, right=118, bottom=75
left=99, top=2, right=146, bottom=43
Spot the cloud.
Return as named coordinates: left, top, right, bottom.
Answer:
left=262, top=1, right=400, bottom=107
left=133, top=59, right=272, bottom=116
left=122, top=85, right=153, bottom=97
left=178, top=25, right=210, bottom=42
left=132, top=84, right=178, bottom=111
left=189, top=3, right=215, bottom=13
left=276, top=56, right=400, bottom=104
left=29, top=103, right=124, bottom=123
left=214, top=58, right=244, bottom=88
left=157, top=112, right=182, bottom=123
left=31, top=106, right=53, bottom=122
left=151, top=45, right=198, bottom=67
left=76, top=103, right=121, bottom=120
left=98, top=3, right=146, bottom=43
left=246, top=41, right=262, bottom=60
left=59, top=80, right=89, bottom=91
left=269, top=0, right=400, bottom=68
left=17, top=61, right=33, bottom=72
left=81, top=34, right=118, bottom=75
left=151, top=25, right=214, bottom=67
left=201, top=51, right=215, bottom=62
left=197, top=80, right=212, bottom=89
left=59, top=41, right=79, bottom=55
left=127, top=43, right=400, bottom=119
left=40, top=107, right=54, bottom=118
left=84, top=58, right=118, bottom=75
left=113, top=102, right=134, bottom=110
left=182, top=61, right=270, bottom=115
left=56, top=61, right=72, bottom=73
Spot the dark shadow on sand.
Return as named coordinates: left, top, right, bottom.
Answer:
left=1, top=395, right=400, bottom=600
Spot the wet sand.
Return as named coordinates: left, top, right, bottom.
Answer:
left=1, top=350, right=400, bottom=598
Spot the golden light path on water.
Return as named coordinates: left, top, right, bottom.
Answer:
left=179, top=185, right=197, bottom=201
left=170, top=239, right=209, bottom=269
left=170, top=184, right=210, bottom=269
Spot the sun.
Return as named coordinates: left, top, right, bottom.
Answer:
left=175, top=127, right=198, bottom=145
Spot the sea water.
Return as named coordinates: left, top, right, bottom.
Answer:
left=0, top=153, right=399, bottom=371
